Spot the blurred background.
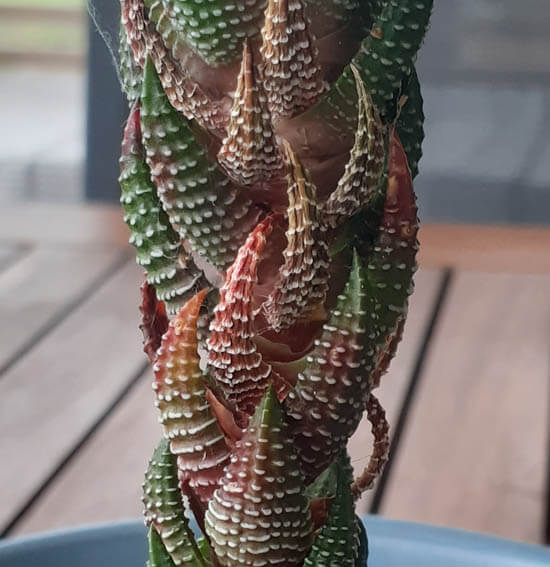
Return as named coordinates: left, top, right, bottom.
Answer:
left=0, top=0, right=549, bottom=551
left=2, top=0, right=549, bottom=221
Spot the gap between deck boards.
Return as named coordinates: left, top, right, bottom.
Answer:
left=8, top=269, right=448, bottom=536
left=0, top=249, right=130, bottom=380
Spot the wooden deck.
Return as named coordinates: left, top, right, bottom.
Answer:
left=0, top=204, right=548, bottom=546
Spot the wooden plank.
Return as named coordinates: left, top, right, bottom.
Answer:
left=0, top=245, right=125, bottom=374
left=0, top=243, right=27, bottom=272
left=14, top=374, right=159, bottom=535
left=380, top=271, right=550, bottom=544
left=0, top=205, right=130, bottom=246
left=13, top=270, right=444, bottom=534
left=419, top=224, right=550, bottom=273
left=0, top=259, right=145, bottom=533
left=348, top=269, right=444, bottom=512
left=0, top=6, right=84, bottom=24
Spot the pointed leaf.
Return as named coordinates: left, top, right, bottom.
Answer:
left=263, top=142, right=330, bottom=332
left=120, top=0, right=223, bottom=130
left=324, top=67, right=386, bottom=228
left=207, top=217, right=288, bottom=425
left=396, top=67, right=425, bottom=178
left=205, top=387, right=313, bottom=567
left=120, top=105, right=207, bottom=315
left=284, top=250, right=371, bottom=479
left=363, top=130, right=419, bottom=348
left=312, top=0, right=433, bottom=129
left=142, top=439, right=205, bottom=566
left=218, top=40, right=284, bottom=187
left=141, top=60, right=260, bottom=269
left=350, top=0, right=434, bottom=117
left=304, top=451, right=359, bottom=567
left=139, top=281, right=169, bottom=364
left=260, top=0, right=326, bottom=119
left=154, top=290, right=231, bottom=503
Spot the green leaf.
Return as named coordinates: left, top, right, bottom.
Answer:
left=140, top=59, right=257, bottom=269
left=118, top=23, right=142, bottom=106
left=311, top=0, right=433, bottom=128
left=355, top=516, right=369, bottom=566
left=285, top=251, right=372, bottom=480
left=119, top=105, right=207, bottom=315
left=148, top=526, right=176, bottom=567
left=160, top=0, right=267, bottom=66
left=304, top=451, right=361, bottom=567
left=396, top=67, right=425, bottom=178
left=143, top=439, right=205, bottom=566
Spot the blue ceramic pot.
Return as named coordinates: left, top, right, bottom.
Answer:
left=0, top=516, right=548, bottom=566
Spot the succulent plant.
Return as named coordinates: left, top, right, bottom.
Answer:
left=118, top=1, right=433, bottom=565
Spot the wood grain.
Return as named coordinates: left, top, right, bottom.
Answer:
left=419, top=224, right=550, bottom=273
left=0, top=204, right=130, bottom=247
left=380, top=271, right=550, bottom=544
left=0, top=260, right=145, bottom=533
left=14, top=270, right=445, bottom=534
left=0, top=245, right=125, bottom=373
left=14, top=374, right=160, bottom=535
left=348, top=269, right=444, bottom=512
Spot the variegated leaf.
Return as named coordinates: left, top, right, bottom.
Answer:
left=162, top=0, right=266, bottom=66
left=153, top=289, right=231, bottom=503
left=207, top=217, right=289, bottom=426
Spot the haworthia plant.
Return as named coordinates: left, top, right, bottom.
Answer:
left=117, top=1, right=433, bottom=565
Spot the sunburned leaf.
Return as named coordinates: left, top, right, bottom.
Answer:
left=207, top=217, right=290, bottom=426
left=263, top=142, right=330, bottom=332
left=205, top=387, right=313, bottom=567
left=153, top=290, right=230, bottom=503
left=140, top=60, right=260, bottom=269
left=139, top=281, right=169, bottom=364
left=120, top=105, right=207, bottom=316
left=142, top=439, right=206, bottom=566
left=260, top=0, right=326, bottom=119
